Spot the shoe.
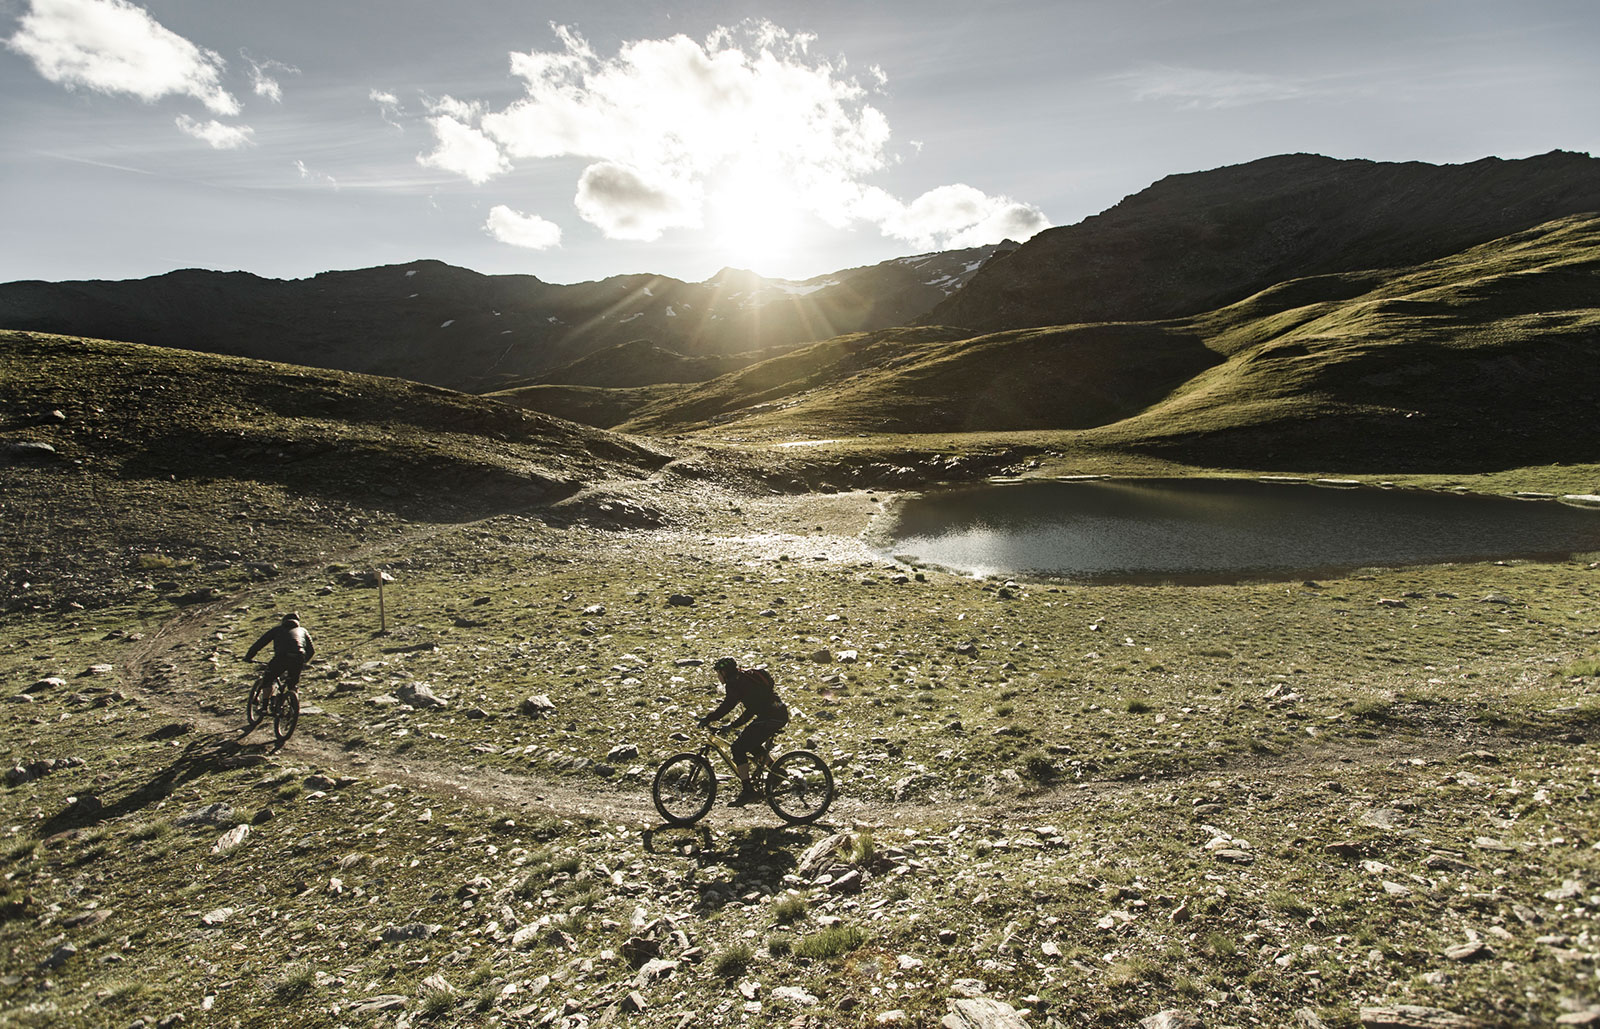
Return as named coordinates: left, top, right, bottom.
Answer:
left=728, top=783, right=761, bottom=807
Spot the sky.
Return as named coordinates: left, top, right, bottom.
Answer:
left=2, top=0, right=1598, bottom=286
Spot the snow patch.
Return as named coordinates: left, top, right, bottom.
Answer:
left=405, top=270, right=418, bottom=277
left=665, top=306, right=677, bottom=317
left=620, top=312, right=644, bottom=323
left=440, top=319, right=455, bottom=328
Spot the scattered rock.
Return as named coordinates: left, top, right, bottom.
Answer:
left=347, top=995, right=408, bottom=1015
left=607, top=744, right=639, bottom=762
left=41, top=942, right=77, bottom=969
left=1359, top=1005, right=1488, bottom=1028
left=381, top=923, right=443, bottom=943
left=212, top=825, right=250, bottom=855
left=200, top=907, right=235, bottom=926
left=1444, top=941, right=1491, bottom=962
left=943, top=997, right=1028, bottom=1029
left=177, top=803, right=236, bottom=827
left=521, top=695, right=557, bottom=718
left=397, top=682, right=448, bottom=709
left=772, top=985, right=819, bottom=1007
left=1141, top=1011, right=1203, bottom=1029
left=667, top=594, right=695, bottom=606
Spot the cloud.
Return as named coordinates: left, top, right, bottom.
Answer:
left=573, top=162, right=700, bottom=241
left=5, top=0, right=239, bottom=114
left=413, top=22, right=1047, bottom=248
left=417, top=100, right=509, bottom=183
left=852, top=183, right=1050, bottom=251
left=1116, top=64, right=1312, bottom=109
left=175, top=114, right=253, bottom=149
left=244, top=53, right=297, bottom=103
left=294, top=159, right=337, bottom=187
left=485, top=205, right=562, bottom=249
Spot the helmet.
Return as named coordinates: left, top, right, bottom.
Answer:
left=282, top=612, right=300, bottom=623
left=712, top=657, right=738, bottom=675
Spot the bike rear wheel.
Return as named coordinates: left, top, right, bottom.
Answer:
left=652, top=753, right=716, bottom=826
left=246, top=678, right=271, bottom=729
left=765, top=751, right=834, bottom=825
left=273, top=690, right=300, bottom=744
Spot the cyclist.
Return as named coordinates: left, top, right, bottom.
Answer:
left=698, top=657, right=790, bottom=807
left=244, top=612, right=315, bottom=701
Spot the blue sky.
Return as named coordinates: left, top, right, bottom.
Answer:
left=2, top=0, right=1597, bottom=285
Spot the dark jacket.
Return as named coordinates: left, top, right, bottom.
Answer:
left=246, top=619, right=315, bottom=664
left=704, top=667, right=784, bottom=727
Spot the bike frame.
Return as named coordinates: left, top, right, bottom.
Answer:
left=700, top=727, right=774, bottom=776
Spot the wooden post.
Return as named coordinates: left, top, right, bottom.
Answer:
left=377, top=568, right=387, bottom=634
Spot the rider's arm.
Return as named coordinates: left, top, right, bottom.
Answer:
left=244, top=628, right=271, bottom=661
left=727, top=706, right=756, bottom=730
left=700, top=696, right=736, bottom=726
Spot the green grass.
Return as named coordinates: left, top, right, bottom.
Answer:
left=792, top=925, right=866, bottom=960
left=711, top=943, right=754, bottom=978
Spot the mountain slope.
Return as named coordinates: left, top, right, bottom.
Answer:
left=0, top=245, right=1014, bottom=393
left=928, top=150, right=1600, bottom=332
left=615, top=214, right=1600, bottom=470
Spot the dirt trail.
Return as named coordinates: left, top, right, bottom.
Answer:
left=110, top=498, right=1524, bottom=838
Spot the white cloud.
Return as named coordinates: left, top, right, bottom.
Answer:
left=485, top=205, right=562, bottom=250
left=175, top=114, right=253, bottom=149
left=413, top=21, right=1048, bottom=249
left=574, top=162, right=700, bottom=241
left=1117, top=64, right=1312, bottom=109
left=5, top=0, right=239, bottom=115
left=294, top=159, right=337, bottom=187
left=876, top=184, right=1051, bottom=250
left=245, top=53, right=297, bottom=103
left=417, top=100, right=509, bottom=184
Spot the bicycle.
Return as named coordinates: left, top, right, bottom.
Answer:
left=245, top=662, right=300, bottom=745
left=652, top=726, right=834, bottom=827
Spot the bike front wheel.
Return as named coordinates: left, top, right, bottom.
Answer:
left=652, top=753, right=716, bottom=826
left=765, top=751, right=834, bottom=825
left=273, top=690, right=300, bottom=744
left=246, top=678, right=270, bottom=729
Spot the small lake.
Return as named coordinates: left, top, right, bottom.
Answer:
left=876, top=478, right=1600, bottom=584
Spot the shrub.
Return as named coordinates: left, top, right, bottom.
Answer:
left=273, top=963, right=316, bottom=1001
left=420, top=988, right=455, bottom=1019
left=1021, top=750, right=1057, bottom=783
left=793, top=925, right=866, bottom=960
left=1351, top=697, right=1393, bottom=721
left=772, top=895, right=808, bottom=925
left=1126, top=698, right=1153, bottom=714
left=711, top=943, right=754, bottom=978
left=766, top=932, right=794, bottom=957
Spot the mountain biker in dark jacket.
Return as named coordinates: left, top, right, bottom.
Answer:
left=698, top=656, right=789, bottom=807
left=245, top=612, right=315, bottom=695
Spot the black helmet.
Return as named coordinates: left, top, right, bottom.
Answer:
left=282, top=612, right=300, bottom=623
left=712, top=657, right=738, bottom=674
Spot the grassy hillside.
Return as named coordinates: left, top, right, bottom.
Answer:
left=598, top=214, right=1600, bottom=472
left=0, top=331, right=675, bottom=612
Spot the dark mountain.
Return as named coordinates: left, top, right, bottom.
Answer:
left=927, top=151, right=1600, bottom=331
left=0, top=244, right=1015, bottom=393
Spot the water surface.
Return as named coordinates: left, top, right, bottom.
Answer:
left=878, top=478, right=1600, bottom=584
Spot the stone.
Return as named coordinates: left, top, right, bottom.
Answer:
left=608, top=744, right=639, bottom=762
left=200, top=907, right=235, bottom=926
left=621, top=991, right=648, bottom=1013
left=397, top=682, right=448, bottom=709
left=667, top=594, right=694, bottom=606
left=41, top=942, right=77, bottom=969
left=521, top=694, right=557, bottom=718
left=772, top=985, right=819, bottom=1007
left=211, top=825, right=250, bottom=854
left=1142, top=1012, right=1203, bottom=1029
left=347, top=995, right=408, bottom=1015
left=943, top=997, right=1029, bottom=1029
left=1444, top=941, right=1491, bottom=961
left=797, top=833, right=854, bottom=878
left=1359, top=1005, right=1488, bottom=1028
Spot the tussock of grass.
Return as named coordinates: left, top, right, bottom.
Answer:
left=711, top=943, right=754, bottom=978
left=792, top=925, right=866, bottom=960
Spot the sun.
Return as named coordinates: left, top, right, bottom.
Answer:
left=706, top=166, right=808, bottom=275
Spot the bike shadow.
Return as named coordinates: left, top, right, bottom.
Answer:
left=34, top=730, right=278, bottom=839
left=641, top=821, right=834, bottom=914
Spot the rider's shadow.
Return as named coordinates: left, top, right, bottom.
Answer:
left=642, top=823, right=814, bottom=914
left=33, top=732, right=273, bottom=838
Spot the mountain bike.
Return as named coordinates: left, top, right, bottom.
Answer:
left=245, top=662, right=300, bottom=745
left=652, top=726, right=834, bottom=827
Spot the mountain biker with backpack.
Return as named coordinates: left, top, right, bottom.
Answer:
left=244, top=612, right=315, bottom=698
left=698, top=656, right=789, bottom=807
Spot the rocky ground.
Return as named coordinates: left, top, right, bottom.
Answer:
left=2, top=458, right=1599, bottom=1029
